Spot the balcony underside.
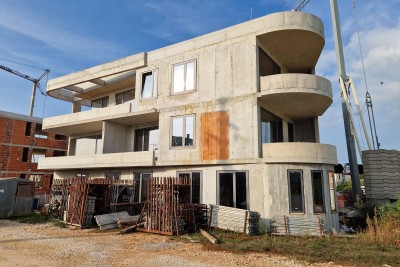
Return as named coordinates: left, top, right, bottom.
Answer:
left=263, top=143, right=337, bottom=165
left=257, top=12, right=325, bottom=72
left=38, top=151, right=154, bottom=170
left=259, top=74, right=332, bottom=119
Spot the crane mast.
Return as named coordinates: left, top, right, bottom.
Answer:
left=0, top=64, right=50, bottom=116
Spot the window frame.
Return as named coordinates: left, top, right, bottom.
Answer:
left=141, top=69, right=158, bottom=100
left=116, top=89, right=135, bottom=105
left=311, top=170, right=325, bottom=214
left=170, top=114, right=195, bottom=149
left=177, top=171, right=202, bottom=204
left=288, top=169, right=305, bottom=214
left=216, top=170, right=249, bottom=210
left=171, top=59, right=197, bottom=95
left=91, top=96, right=109, bottom=108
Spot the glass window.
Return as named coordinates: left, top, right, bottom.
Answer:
left=91, top=96, right=109, bottom=108
left=171, top=115, right=195, bottom=148
left=172, top=60, right=196, bottom=93
left=312, top=171, right=325, bottom=214
left=178, top=171, right=202, bottom=204
left=328, top=171, right=337, bottom=213
left=134, top=127, right=159, bottom=151
left=218, top=171, right=248, bottom=210
left=141, top=70, right=157, bottom=99
left=133, top=173, right=151, bottom=202
left=288, top=170, right=304, bottom=213
left=260, top=108, right=283, bottom=143
left=116, top=89, right=135, bottom=105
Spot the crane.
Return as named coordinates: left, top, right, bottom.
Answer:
left=292, top=0, right=378, bottom=202
left=0, top=64, right=50, bottom=117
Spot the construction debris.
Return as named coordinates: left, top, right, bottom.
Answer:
left=94, top=211, right=140, bottom=230
left=199, top=228, right=218, bottom=244
left=272, top=215, right=324, bottom=237
left=209, top=205, right=260, bottom=235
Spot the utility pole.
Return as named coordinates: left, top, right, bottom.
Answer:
left=330, top=0, right=362, bottom=202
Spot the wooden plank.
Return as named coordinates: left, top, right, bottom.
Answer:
left=199, top=228, right=218, bottom=244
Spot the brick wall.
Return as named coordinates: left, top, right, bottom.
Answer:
left=0, top=115, right=67, bottom=194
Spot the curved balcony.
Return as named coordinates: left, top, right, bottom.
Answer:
left=259, top=74, right=332, bottom=119
left=257, top=12, right=324, bottom=72
left=263, top=143, right=337, bottom=165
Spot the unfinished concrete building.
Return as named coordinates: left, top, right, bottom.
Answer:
left=39, top=11, right=339, bottom=232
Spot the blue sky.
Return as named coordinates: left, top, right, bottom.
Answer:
left=0, top=0, right=399, bottom=163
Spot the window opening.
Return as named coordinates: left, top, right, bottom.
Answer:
left=134, top=127, right=159, bottom=151
left=34, top=123, right=48, bottom=139
left=218, top=171, right=248, bottom=210
left=55, top=134, right=67, bottom=141
left=134, top=173, right=151, bottom=202
left=258, top=47, right=280, bottom=76
left=76, top=173, right=89, bottom=179
left=260, top=108, right=283, bottom=143
left=116, top=89, right=135, bottom=105
left=22, top=147, right=29, bottom=162
left=91, top=96, right=109, bottom=108
left=25, top=122, right=32, bottom=136
left=29, top=174, right=43, bottom=189
left=177, top=171, right=202, bottom=204
left=171, top=115, right=194, bottom=148
left=312, top=170, right=325, bottom=214
left=288, top=170, right=304, bottom=213
left=141, top=70, right=157, bottom=99
left=31, top=149, right=46, bottom=163
left=172, top=60, right=196, bottom=93
left=288, top=122, right=294, bottom=142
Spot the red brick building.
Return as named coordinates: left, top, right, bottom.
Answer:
left=0, top=110, right=68, bottom=195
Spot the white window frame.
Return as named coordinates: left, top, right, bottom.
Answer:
left=177, top=171, right=202, bottom=204
left=172, top=59, right=197, bottom=94
left=170, top=114, right=195, bottom=148
left=216, top=171, right=249, bottom=210
left=141, top=69, right=158, bottom=100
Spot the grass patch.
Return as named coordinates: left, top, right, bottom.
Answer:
left=190, top=229, right=400, bottom=266
left=10, top=213, right=51, bottom=224
left=52, top=220, right=68, bottom=228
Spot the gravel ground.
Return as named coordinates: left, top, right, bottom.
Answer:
left=0, top=220, right=344, bottom=267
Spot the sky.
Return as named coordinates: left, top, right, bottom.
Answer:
left=0, top=0, right=399, bottom=164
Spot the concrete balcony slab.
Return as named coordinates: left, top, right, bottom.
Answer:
left=38, top=151, right=154, bottom=170
left=259, top=74, right=332, bottom=119
left=43, top=103, right=159, bottom=136
left=263, top=142, right=337, bottom=165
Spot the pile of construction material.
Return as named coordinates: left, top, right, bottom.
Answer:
left=272, top=215, right=324, bottom=237
left=209, top=205, right=260, bottom=235
left=82, top=196, right=96, bottom=228
left=362, top=149, right=400, bottom=204
left=94, top=211, right=140, bottom=230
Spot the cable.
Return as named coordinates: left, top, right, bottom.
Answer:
left=352, top=0, right=369, bottom=94
left=0, top=57, right=47, bottom=71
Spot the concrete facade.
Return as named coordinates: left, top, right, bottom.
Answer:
left=39, top=11, right=339, bottom=232
left=0, top=110, right=68, bottom=195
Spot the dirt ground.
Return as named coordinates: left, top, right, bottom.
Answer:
left=0, top=220, right=344, bottom=267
